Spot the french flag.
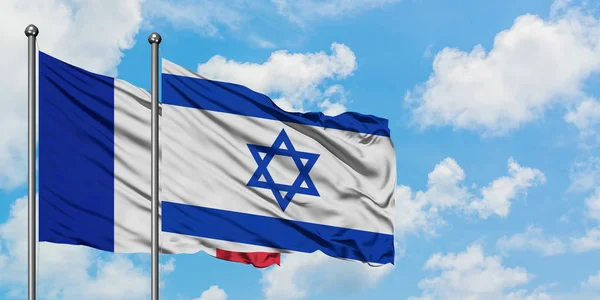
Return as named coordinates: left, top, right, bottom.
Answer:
left=38, top=51, right=280, bottom=268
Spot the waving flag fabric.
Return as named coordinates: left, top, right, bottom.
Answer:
left=160, top=59, right=396, bottom=265
left=38, top=52, right=279, bottom=268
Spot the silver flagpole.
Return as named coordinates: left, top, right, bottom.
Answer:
left=25, top=24, right=39, bottom=300
left=148, top=32, right=162, bottom=300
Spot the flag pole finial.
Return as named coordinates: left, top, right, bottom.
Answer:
left=148, top=32, right=162, bottom=44
left=24, top=24, right=39, bottom=37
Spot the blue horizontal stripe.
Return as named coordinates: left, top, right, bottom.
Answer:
left=161, top=73, right=390, bottom=137
left=161, top=201, right=394, bottom=264
left=39, top=51, right=115, bottom=252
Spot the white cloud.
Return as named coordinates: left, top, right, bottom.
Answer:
left=585, top=188, right=600, bottom=221
left=565, top=98, right=600, bottom=138
left=0, top=196, right=150, bottom=299
left=318, top=99, right=347, bottom=116
left=160, top=257, right=176, bottom=273
left=409, top=243, right=545, bottom=300
left=496, top=226, right=566, bottom=256
left=571, top=228, right=600, bottom=253
left=504, top=288, right=553, bottom=300
left=405, top=5, right=600, bottom=136
left=194, top=285, right=228, bottom=300
left=158, top=257, right=176, bottom=288
left=550, top=0, right=574, bottom=17
left=0, top=0, right=144, bottom=188
left=272, top=98, right=305, bottom=113
left=395, top=158, right=469, bottom=237
left=396, top=157, right=545, bottom=237
left=195, top=43, right=356, bottom=112
left=71, top=256, right=148, bottom=300
left=423, top=44, right=434, bottom=58
left=468, top=158, right=546, bottom=218
left=394, top=185, right=442, bottom=238
left=143, top=0, right=244, bottom=37
left=143, top=0, right=396, bottom=46
left=569, top=156, right=600, bottom=192
left=317, top=85, right=348, bottom=116
left=581, top=270, right=600, bottom=289
left=259, top=252, right=394, bottom=300
left=272, top=0, right=400, bottom=24
left=570, top=175, right=600, bottom=253
left=560, top=212, right=572, bottom=223
left=248, top=35, right=277, bottom=49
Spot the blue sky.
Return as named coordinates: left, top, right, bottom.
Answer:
left=1, top=0, right=600, bottom=299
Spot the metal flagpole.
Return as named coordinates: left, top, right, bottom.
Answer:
left=25, top=24, right=39, bottom=300
left=148, top=32, right=162, bottom=300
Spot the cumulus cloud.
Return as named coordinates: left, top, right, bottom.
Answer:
left=581, top=270, right=600, bottom=289
left=569, top=156, right=600, bottom=193
left=570, top=182, right=600, bottom=253
left=0, top=196, right=149, bottom=299
left=158, top=257, right=177, bottom=288
left=504, top=288, right=553, bottom=300
left=409, top=243, right=547, bottom=300
left=405, top=4, right=600, bottom=136
left=194, top=285, right=228, bottom=300
left=195, top=43, right=356, bottom=112
left=160, top=257, right=176, bottom=273
left=317, top=85, right=348, bottom=116
left=318, top=99, right=347, bottom=116
left=571, top=228, right=600, bottom=253
left=496, top=226, right=566, bottom=257
left=468, top=158, right=546, bottom=218
left=565, top=98, right=600, bottom=138
left=396, top=157, right=545, bottom=237
left=0, top=0, right=144, bottom=188
left=259, top=251, right=394, bottom=300
left=583, top=188, right=600, bottom=222
left=394, top=158, right=469, bottom=237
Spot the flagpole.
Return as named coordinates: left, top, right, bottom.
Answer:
left=25, top=24, right=39, bottom=300
left=148, top=32, right=162, bottom=300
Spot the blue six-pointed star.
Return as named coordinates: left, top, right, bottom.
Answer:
left=247, top=129, right=320, bottom=211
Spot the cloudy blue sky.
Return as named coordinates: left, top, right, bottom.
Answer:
left=2, top=0, right=600, bottom=299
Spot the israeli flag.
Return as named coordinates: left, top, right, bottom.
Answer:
left=159, top=60, right=396, bottom=265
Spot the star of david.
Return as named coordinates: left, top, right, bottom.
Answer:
left=247, top=129, right=320, bottom=211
